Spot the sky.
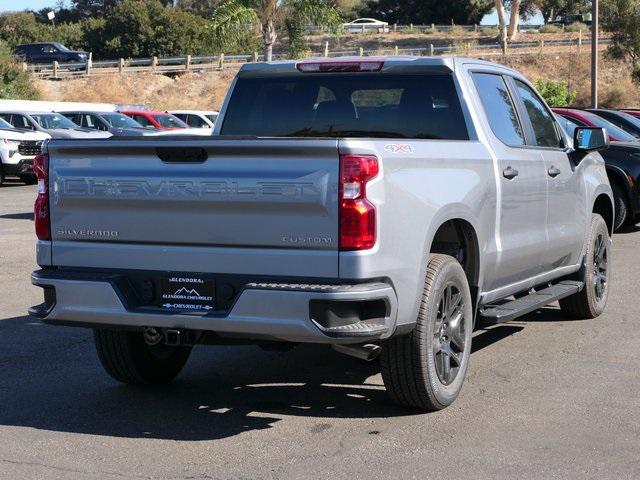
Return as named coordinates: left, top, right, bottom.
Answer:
left=0, top=0, right=61, bottom=13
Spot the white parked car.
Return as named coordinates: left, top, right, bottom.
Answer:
left=169, top=110, right=219, bottom=129
left=0, top=117, right=50, bottom=186
left=343, top=18, right=389, bottom=33
left=0, top=111, right=112, bottom=139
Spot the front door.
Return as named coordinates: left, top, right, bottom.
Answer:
left=471, top=72, right=549, bottom=292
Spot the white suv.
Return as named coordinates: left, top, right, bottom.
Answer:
left=0, top=118, right=50, bottom=186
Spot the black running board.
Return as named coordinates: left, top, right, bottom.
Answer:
left=479, top=280, right=584, bottom=324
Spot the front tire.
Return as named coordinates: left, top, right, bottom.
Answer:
left=559, top=214, right=611, bottom=319
left=93, top=329, right=192, bottom=385
left=381, top=254, right=473, bottom=411
left=611, top=182, right=629, bottom=231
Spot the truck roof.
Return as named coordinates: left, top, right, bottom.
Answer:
left=238, top=56, right=521, bottom=77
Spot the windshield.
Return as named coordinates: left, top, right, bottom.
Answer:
left=53, top=43, right=69, bottom=52
left=31, top=113, right=78, bottom=130
left=102, top=113, right=143, bottom=128
left=153, top=114, right=187, bottom=128
left=0, top=118, right=14, bottom=129
left=580, top=111, right=636, bottom=141
left=221, top=73, right=469, bottom=139
left=205, top=114, right=218, bottom=124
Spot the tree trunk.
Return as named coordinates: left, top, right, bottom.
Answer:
left=495, top=0, right=507, bottom=42
left=507, top=0, right=521, bottom=41
left=261, top=0, right=278, bottom=62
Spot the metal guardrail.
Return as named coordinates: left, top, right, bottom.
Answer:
left=306, top=23, right=545, bottom=33
left=27, top=35, right=608, bottom=80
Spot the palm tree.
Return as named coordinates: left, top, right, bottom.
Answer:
left=211, top=0, right=342, bottom=61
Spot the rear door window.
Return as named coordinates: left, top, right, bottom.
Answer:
left=514, top=80, right=563, bottom=148
left=472, top=73, right=525, bottom=146
left=185, top=114, right=208, bottom=128
left=221, top=73, right=469, bottom=139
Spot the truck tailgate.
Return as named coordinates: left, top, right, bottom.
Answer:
left=48, top=138, right=340, bottom=277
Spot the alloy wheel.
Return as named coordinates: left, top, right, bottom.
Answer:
left=433, top=283, right=467, bottom=385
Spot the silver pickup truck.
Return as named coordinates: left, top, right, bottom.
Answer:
left=30, top=57, right=613, bottom=411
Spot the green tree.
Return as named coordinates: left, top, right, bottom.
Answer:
left=602, top=0, right=640, bottom=83
left=534, top=0, right=590, bottom=23
left=360, top=0, right=494, bottom=25
left=211, top=0, right=342, bottom=61
left=177, top=0, right=225, bottom=17
left=0, top=42, right=39, bottom=100
left=284, top=0, right=342, bottom=58
left=98, top=0, right=216, bottom=58
left=0, top=12, right=88, bottom=50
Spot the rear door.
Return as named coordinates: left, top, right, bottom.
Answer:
left=471, top=72, right=549, bottom=292
left=511, top=79, right=586, bottom=270
left=48, top=138, right=340, bottom=278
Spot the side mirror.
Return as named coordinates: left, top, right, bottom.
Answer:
left=574, top=127, right=609, bottom=152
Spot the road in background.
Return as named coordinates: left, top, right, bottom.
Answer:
left=1, top=182, right=639, bottom=480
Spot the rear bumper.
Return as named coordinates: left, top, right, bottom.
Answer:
left=30, top=269, right=398, bottom=344
left=2, top=159, right=34, bottom=176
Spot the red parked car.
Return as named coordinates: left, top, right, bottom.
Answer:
left=621, top=109, right=640, bottom=120
left=120, top=110, right=188, bottom=130
left=552, top=107, right=637, bottom=142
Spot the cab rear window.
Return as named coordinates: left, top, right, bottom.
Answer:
left=221, top=73, right=469, bottom=140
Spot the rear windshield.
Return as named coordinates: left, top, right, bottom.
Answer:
left=102, top=113, right=143, bottom=128
left=221, top=73, right=469, bottom=139
left=153, top=114, right=187, bottom=129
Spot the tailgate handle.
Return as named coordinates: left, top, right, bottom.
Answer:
left=156, top=147, right=208, bottom=163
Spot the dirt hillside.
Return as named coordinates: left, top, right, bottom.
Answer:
left=35, top=31, right=640, bottom=110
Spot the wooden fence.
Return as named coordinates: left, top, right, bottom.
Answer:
left=27, top=34, right=608, bottom=80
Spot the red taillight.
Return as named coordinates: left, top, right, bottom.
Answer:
left=339, top=154, right=379, bottom=251
left=296, top=60, right=384, bottom=73
left=33, top=153, right=51, bottom=240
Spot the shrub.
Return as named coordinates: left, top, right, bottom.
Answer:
left=565, top=22, right=588, bottom=33
left=600, top=88, right=625, bottom=108
left=480, top=27, right=498, bottom=36
left=535, top=79, right=576, bottom=107
left=539, top=24, right=563, bottom=34
left=0, top=42, right=39, bottom=100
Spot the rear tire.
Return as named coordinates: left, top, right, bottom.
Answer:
left=559, top=214, right=611, bottom=319
left=611, top=181, right=629, bottom=231
left=381, top=254, right=473, bottom=411
left=93, top=329, right=192, bottom=385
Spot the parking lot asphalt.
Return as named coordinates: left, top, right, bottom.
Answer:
left=1, top=181, right=639, bottom=480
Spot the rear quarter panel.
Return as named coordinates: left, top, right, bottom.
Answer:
left=338, top=138, right=496, bottom=329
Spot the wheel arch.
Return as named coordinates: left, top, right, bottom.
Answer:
left=593, top=192, right=615, bottom=236
left=428, top=218, right=481, bottom=307
left=606, top=165, right=633, bottom=210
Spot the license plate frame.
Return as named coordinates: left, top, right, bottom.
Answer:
left=158, top=275, right=215, bottom=313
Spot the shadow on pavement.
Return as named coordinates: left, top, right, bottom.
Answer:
left=0, top=212, right=33, bottom=220
left=0, top=308, right=567, bottom=441
left=614, top=224, right=640, bottom=235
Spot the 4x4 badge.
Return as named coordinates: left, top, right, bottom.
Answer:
left=384, top=143, right=414, bottom=154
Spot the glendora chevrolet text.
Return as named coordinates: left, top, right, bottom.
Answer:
left=29, top=57, right=614, bottom=411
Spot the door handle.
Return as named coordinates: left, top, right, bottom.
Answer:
left=548, top=166, right=561, bottom=178
left=503, top=166, right=519, bottom=179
